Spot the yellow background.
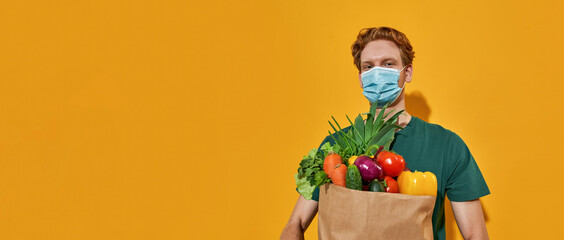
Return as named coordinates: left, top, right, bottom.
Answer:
left=1, top=0, right=563, bottom=239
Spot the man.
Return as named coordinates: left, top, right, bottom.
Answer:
left=281, top=27, right=490, bottom=240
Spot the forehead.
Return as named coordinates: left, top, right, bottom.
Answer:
left=360, top=40, right=402, bottom=63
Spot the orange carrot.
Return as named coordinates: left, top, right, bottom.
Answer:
left=331, top=164, right=347, bottom=187
left=323, top=152, right=342, bottom=178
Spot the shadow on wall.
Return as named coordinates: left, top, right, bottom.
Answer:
left=405, top=91, right=431, bottom=122
left=405, top=91, right=490, bottom=239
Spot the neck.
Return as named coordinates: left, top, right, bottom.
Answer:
left=372, top=95, right=412, bottom=128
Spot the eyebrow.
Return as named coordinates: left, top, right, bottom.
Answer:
left=361, top=57, right=399, bottom=65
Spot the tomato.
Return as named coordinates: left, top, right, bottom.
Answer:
left=384, top=176, right=399, bottom=193
left=375, top=151, right=406, bottom=177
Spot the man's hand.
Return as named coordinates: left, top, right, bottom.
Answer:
left=280, top=195, right=318, bottom=240
left=451, top=199, right=489, bottom=240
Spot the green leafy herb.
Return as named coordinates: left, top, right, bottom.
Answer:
left=295, top=143, right=335, bottom=200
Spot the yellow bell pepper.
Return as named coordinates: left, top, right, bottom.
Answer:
left=397, top=171, right=437, bottom=196
left=348, top=156, right=358, bottom=166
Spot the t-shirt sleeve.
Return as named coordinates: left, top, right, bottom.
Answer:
left=445, top=133, right=490, bottom=202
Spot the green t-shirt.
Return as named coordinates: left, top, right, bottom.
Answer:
left=306, top=116, right=490, bottom=240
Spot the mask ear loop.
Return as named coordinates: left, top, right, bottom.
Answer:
left=391, top=66, right=408, bottom=103
left=397, top=66, right=408, bottom=88
left=393, top=65, right=408, bottom=127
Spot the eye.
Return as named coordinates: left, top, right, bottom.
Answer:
left=383, top=62, right=394, bottom=67
left=363, top=65, right=373, bottom=70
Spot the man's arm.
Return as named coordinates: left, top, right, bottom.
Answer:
left=451, top=199, right=489, bottom=240
left=280, top=195, right=318, bottom=240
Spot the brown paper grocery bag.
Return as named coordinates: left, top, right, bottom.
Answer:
left=318, top=183, right=436, bottom=240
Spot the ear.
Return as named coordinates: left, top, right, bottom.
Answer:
left=405, top=64, right=413, bottom=83
left=358, top=73, right=363, bottom=88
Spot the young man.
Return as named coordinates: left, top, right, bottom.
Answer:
left=281, top=27, right=490, bottom=240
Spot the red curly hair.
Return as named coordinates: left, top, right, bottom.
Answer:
left=351, top=27, right=415, bottom=71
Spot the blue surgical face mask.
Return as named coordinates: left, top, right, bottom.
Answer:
left=360, top=66, right=407, bottom=107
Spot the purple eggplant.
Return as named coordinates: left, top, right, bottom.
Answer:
left=354, top=156, right=384, bottom=183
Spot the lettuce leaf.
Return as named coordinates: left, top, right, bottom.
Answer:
left=295, top=173, right=315, bottom=200
left=320, top=142, right=339, bottom=155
